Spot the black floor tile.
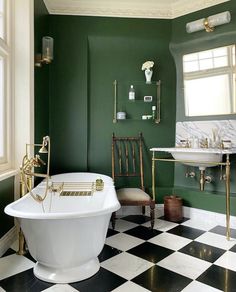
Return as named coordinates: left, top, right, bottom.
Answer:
left=0, top=269, right=53, bottom=292
left=24, top=251, right=37, bottom=263
left=159, top=215, right=190, bottom=224
left=106, top=228, right=119, bottom=238
left=179, top=241, right=225, bottom=263
left=121, top=215, right=151, bottom=224
left=132, top=265, right=192, bottom=292
left=209, top=225, right=236, bottom=239
left=70, top=267, right=126, bottom=292
left=124, top=225, right=162, bottom=240
left=167, top=225, right=205, bottom=240
left=1, top=248, right=16, bottom=258
left=230, top=244, right=236, bottom=253
left=98, top=244, right=122, bottom=262
left=197, top=264, right=236, bottom=291
left=127, top=242, right=174, bottom=263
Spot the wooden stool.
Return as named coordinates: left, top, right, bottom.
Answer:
left=164, top=195, right=183, bottom=222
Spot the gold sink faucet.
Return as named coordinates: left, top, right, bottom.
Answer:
left=200, top=138, right=208, bottom=148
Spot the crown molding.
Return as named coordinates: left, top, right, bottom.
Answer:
left=44, top=0, right=230, bottom=19
left=172, top=0, right=230, bottom=18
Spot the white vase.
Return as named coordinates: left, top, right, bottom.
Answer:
left=145, top=69, right=153, bottom=83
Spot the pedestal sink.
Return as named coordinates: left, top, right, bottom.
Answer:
left=150, top=147, right=235, bottom=170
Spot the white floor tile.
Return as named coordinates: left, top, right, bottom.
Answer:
left=214, top=251, right=236, bottom=272
left=157, top=252, right=211, bottom=280
left=0, top=254, right=35, bottom=280
left=195, top=232, right=236, bottom=250
left=181, top=280, right=223, bottom=292
left=112, top=281, right=151, bottom=292
left=101, top=252, right=153, bottom=280
left=105, top=233, right=144, bottom=251
left=142, top=219, right=178, bottom=232
left=113, top=219, right=138, bottom=232
left=10, top=241, right=19, bottom=252
left=41, top=284, right=79, bottom=292
left=148, top=232, right=191, bottom=251
left=181, top=219, right=217, bottom=231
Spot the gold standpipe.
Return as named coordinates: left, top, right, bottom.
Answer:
left=17, top=136, right=51, bottom=255
left=16, top=170, right=28, bottom=255
left=152, top=151, right=156, bottom=202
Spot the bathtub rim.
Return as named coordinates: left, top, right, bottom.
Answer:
left=4, top=172, right=120, bottom=220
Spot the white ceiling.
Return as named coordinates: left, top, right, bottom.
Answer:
left=43, top=0, right=230, bottom=19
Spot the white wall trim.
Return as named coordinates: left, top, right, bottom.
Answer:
left=117, top=204, right=236, bottom=229
left=14, top=0, right=34, bottom=200
left=43, top=0, right=229, bottom=19
left=0, top=226, right=17, bottom=257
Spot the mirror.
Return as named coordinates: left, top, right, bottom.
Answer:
left=183, top=44, right=236, bottom=117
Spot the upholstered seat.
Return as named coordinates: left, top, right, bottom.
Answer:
left=111, top=133, right=155, bottom=229
left=117, top=188, right=151, bottom=201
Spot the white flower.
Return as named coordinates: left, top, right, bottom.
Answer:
left=142, top=61, right=154, bottom=71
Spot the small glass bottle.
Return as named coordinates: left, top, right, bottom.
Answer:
left=129, top=85, right=135, bottom=100
left=152, top=105, right=156, bottom=120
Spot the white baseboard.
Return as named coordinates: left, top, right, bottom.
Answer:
left=0, top=226, right=17, bottom=257
left=117, top=204, right=236, bottom=229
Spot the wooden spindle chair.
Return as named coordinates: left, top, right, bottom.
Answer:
left=111, top=133, right=155, bottom=229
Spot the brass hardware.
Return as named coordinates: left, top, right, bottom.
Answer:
left=113, top=80, right=161, bottom=123
left=16, top=171, right=28, bottom=255
left=61, top=191, right=92, bottom=196
left=185, top=171, right=195, bottom=178
left=200, top=138, right=209, bottom=148
left=203, top=18, right=214, bottom=32
left=225, top=154, right=230, bottom=240
left=200, top=169, right=205, bottom=191
left=180, top=139, right=191, bottom=148
left=155, top=80, right=161, bottom=124
left=21, top=136, right=51, bottom=203
left=113, top=80, right=117, bottom=123
left=151, top=152, right=231, bottom=240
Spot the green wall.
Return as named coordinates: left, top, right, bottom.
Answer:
left=0, top=177, right=14, bottom=238
left=169, top=1, right=236, bottom=215
left=171, top=1, right=236, bottom=122
left=49, top=16, right=176, bottom=189
left=33, top=1, right=236, bottom=219
left=34, top=0, right=50, bottom=143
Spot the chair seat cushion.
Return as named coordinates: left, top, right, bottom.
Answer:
left=116, top=188, right=151, bottom=201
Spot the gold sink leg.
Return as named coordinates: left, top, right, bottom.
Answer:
left=225, top=154, right=230, bottom=240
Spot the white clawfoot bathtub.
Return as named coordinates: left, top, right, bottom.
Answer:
left=5, top=173, right=120, bottom=284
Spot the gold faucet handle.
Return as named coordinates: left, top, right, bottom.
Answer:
left=180, top=139, right=191, bottom=148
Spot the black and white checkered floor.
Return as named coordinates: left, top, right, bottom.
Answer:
left=1, top=214, right=236, bottom=292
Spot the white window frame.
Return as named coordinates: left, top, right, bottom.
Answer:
left=183, top=44, right=236, bottom=117
left=0, top=0, right=14, bottom=174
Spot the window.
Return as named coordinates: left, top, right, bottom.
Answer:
left=0, top=0, right=12, bottom=173
left=0, top=0, right=4, bottom=39
left=183, top=45, right=236, bottom=117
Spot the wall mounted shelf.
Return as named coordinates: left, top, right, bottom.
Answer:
left=113, top=80, right=161, bottom=124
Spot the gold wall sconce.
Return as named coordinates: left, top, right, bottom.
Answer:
left=35, top=36, right=54, bottom=67
left=186, top=11, right=231, bottom=33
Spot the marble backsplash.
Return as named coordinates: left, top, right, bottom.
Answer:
left=176, top=120, right=236, bottom=148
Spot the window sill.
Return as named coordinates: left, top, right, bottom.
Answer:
left=0, top=169, right=19, bottom=182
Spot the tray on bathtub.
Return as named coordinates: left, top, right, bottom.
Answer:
left=49, top=181, right=99, bottom=196
left=60, top=190, right=93, bottom=196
